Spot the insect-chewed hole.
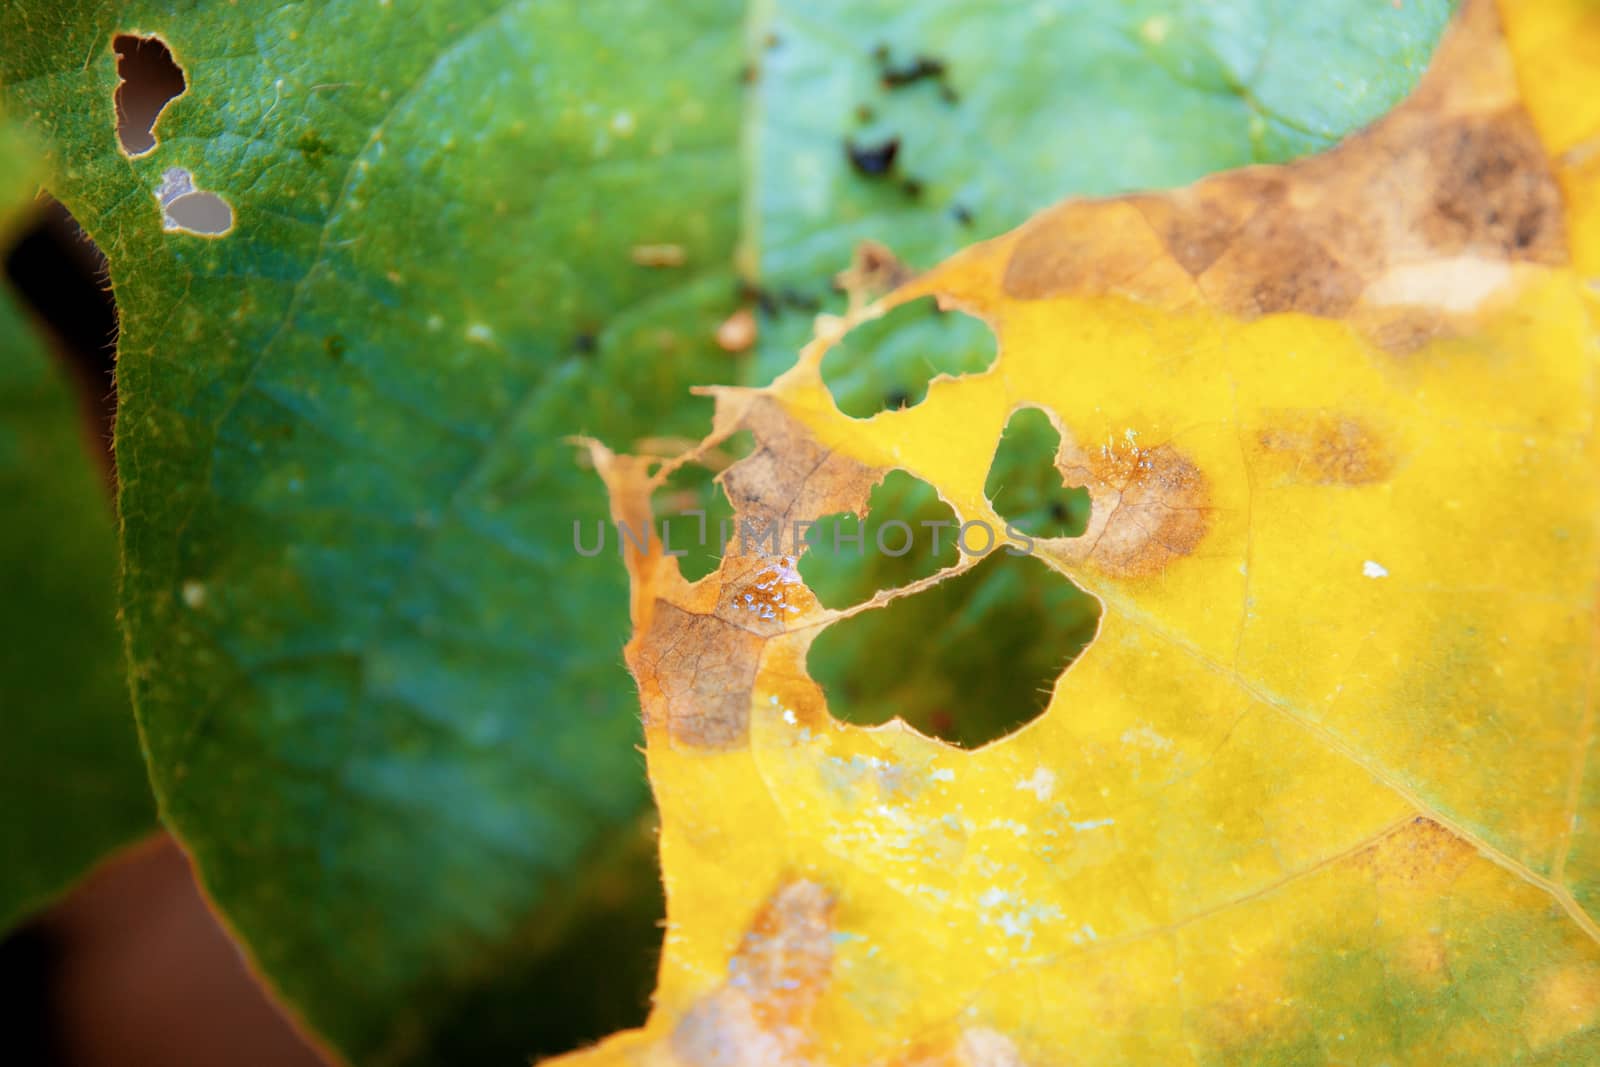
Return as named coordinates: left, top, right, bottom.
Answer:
left=153, top=168, right=233, bottom=237
left=809, top=551, right=1100, bottom=748
left=114, top=34, right=186, bottom=156
left=821, top=297, right=995, bottom=418
left=798, top=470, right=959, bottom=609
left=986, top=407, right=1090, bottom=539
left=654, top=431, right=751, bottom=583
left=161, top=189, right=233, bottom=235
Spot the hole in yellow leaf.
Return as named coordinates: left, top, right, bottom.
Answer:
left=985, top=407, right=1090, bottom=540
left=798, top=470, right=960, bottom=609
left=653, top=431, right=752, bottom=583
left=808, top=551, right=1099, bottom=748
left=114, top=34, right=185, bottom=157
left=820, top=297, right=995, bottom=418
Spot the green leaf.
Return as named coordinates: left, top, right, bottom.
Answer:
left=5, top=3, right=741, bottom=1062
left=0, top=1, right=1455, bottom=1062
left=0, top=115, right=153, bottom=932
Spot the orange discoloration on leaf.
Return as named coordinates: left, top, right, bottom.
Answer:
left=569, top=878, right=838, bottom=1067
left=554, top=2, right=1600, bottom=1063
left=1056, top=435, right=1211, bottom=579
left=667, top=880, right=836, bottom=1066
left=1254, top=412, right=1397, bottom=487
left=1526, top=960, right=1600, bottom=1049
left=1362, top=817, right=1478, bottom=891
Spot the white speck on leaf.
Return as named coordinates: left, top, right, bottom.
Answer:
left=1121, top=724, right=1173, bottom=753
left=1016, top=767, right=1056, bottom=801
left=1363, top=560, right=1389, bottom=579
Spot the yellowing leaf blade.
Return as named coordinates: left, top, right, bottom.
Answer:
left=560, top=1, right=1600, bottom=1063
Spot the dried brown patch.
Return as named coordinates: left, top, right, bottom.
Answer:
left=1059, top=437, right=1210, bottom=579
left=998, top=0, right=1566, bottom=351
left=721, top=396, right=881, bottom=533
left=1132, top=173, right=1288, bottom=277
left=633, top=603, right=766, bottom=748
left=1003, top=200, right=1199, bottom=307
left=735, top=880, right=836, bottom=1030
left=1362, top=817, right=1478, bottom=890
left=1255, top=412, right=1397, bottom=486
left=836, top=240, right=917, bottom=313
left=670, top=879, right=836, bottom=1066
left=596, top=393, right=883, bottom=750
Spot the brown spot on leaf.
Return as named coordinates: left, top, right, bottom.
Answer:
left=1352, top=304, right=1451, bottom=356
left=1255, top=413, right=1397, bottom=486
left=670, top=880, right=836, bottom=1065
left=1198, top=213, right=1366, bottom=319
left=633, top=603, right=764, bottom=749
left=1060, top=437, right=1210, bottom=578
left=596, top=394, right=882, bottom=749
left=1003, top=200, right=1198, bottom=307
left=1133, top=174, right=1287, bottom=277
left=1362, top=817, right=1477, bottom=890
left=733, top=880, right=835, bottom=1028
left=1418, top=110, right=1565, bottom=261
left=721, top=396, right=881, bottom=531
left=836, top=240, right=917, bottom=313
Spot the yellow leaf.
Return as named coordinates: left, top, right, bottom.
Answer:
left=556, top=0, right=1600, bottom=1062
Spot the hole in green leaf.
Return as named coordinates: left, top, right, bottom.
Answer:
left=114, top=34, right=185, bottom=157
left=798, top=470, right=960, bottom=609
left=809, top=550, right=1099, bottom=748
left=154, top=168, right=233, bottom=237
left=986, top=407, right=1091, bottom=540
left=821, top=298, right=995, bottom=418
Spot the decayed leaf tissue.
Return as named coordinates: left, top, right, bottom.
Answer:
left=561, top=0, right=1600, bottom=1062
